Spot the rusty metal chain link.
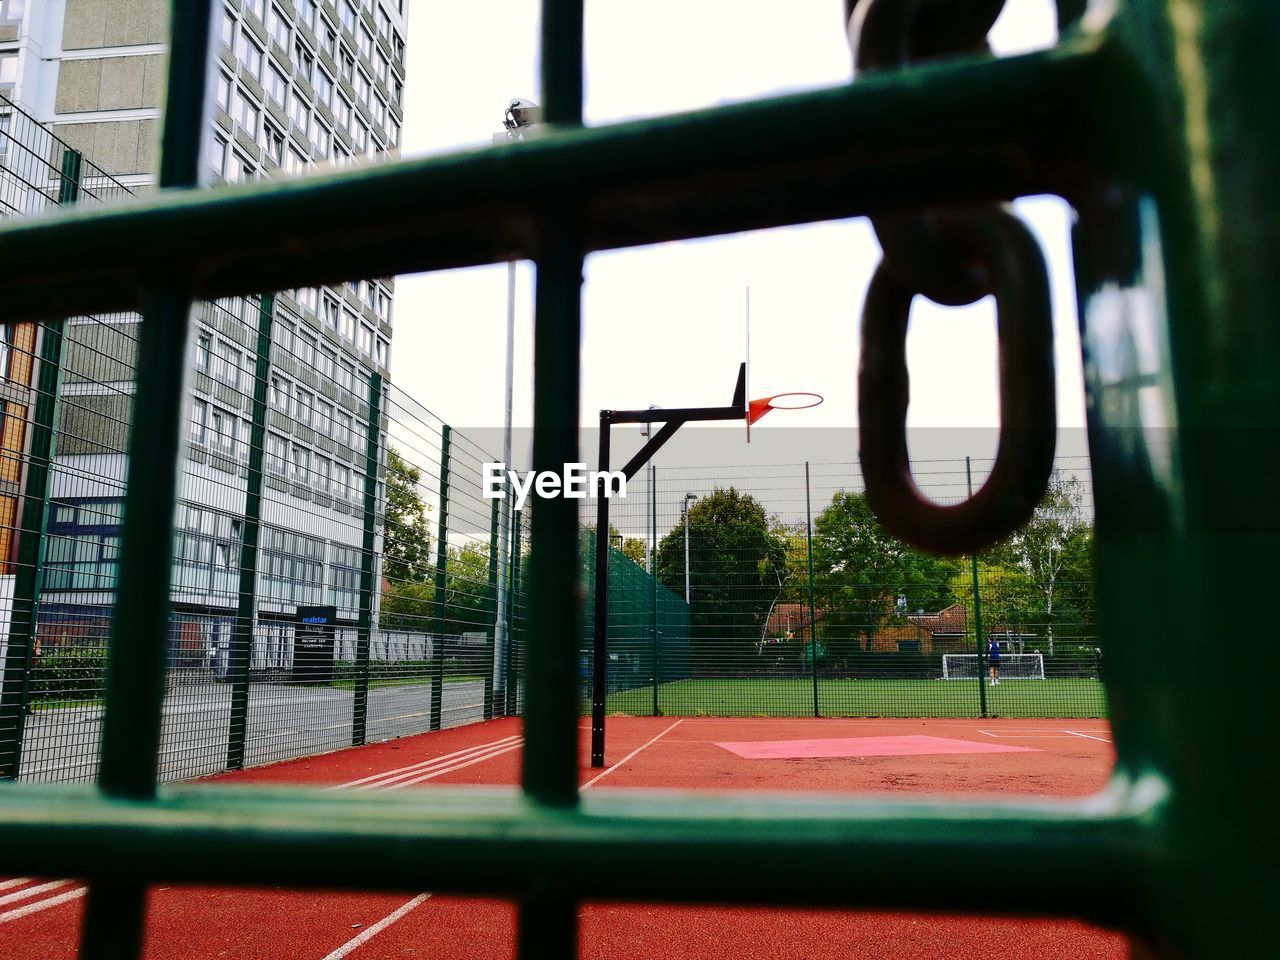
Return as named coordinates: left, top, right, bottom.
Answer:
left=848, top=0, right=1058, bottom=555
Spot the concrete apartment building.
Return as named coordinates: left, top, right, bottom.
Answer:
left=1, top=1, right=406, bottom=675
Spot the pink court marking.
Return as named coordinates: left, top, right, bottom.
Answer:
left=715, top=735, right=1039, bottom=759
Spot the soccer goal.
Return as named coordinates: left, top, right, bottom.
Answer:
left=942, top=653, right=1046, bottom=680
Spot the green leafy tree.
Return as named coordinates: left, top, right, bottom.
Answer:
left=655, top=488, right=789, bottom=676
left=949, top=562, right=1040, bottom=649
left=383, top=447, right=433, bottom=585
left=810, top=491, right=961, bottom=669
left=986, top=472, right=1095, bottom=654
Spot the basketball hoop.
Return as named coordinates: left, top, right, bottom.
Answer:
left=747, top=391, right=824, bottom=439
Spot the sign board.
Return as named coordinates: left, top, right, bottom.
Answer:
left=293, top=605, right=338, bottom=682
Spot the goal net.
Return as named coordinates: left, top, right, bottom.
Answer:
left=941, top=653, right=1045, bottom=680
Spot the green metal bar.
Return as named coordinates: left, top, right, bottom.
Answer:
left=0, top=318, right=67, bottom=780
left=520, top=4, right=585, bottom=957
left=80, top=2, right=216, bottom=956
left=650, top=464, right=659, bottom=717
left=501, top=512, right=517, bottom=716
left=804, top=462, right=820, bottom=719
left=429, top=426, right=452, bottom=732
left=483, top=495, right=500, bottom=721
left=965, top=457, right=989, bottom=719
left=352, top=373, right=384, bottom=746
left=0, top=775, right=1168, bottom=921
left=58, top=148, right=82, bottom=205
left=225, top=295, right=275, bottom=770
left=0, top=35, right=1137, bottom=323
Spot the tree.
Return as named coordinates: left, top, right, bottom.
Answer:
left=383, top=447, right=433, bottom=585
left=949, top=562, right=1039, bottom=649
left=655, top=488, right=789, bottom=676
left=986, top=472, right=1094, bottom=654
left=810, top=491, right=961, bottom=669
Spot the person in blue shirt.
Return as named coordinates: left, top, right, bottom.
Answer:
left=987, top=637, right=1002, bottom=686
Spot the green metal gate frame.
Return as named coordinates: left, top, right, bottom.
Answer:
left=0, top=1, right=1273, bottom=957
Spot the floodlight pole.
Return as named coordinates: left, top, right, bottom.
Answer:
left=494, top=99, right=540, bottom=714
left=683, top=494, right=696, bottom=603
left=589, top=365, right=747, bottom=767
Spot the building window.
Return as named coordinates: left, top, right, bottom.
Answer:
left=300, top=0, right=318, bottom=31
left=329, top=543, right=361, bottom=612
left=215, top=71, right=233, bottom=113
left=340, top=1, right=357, bottom=33
left=213, top=339, right=242, bottom=388
left=357, top=323, right=373, bottom=356
left=261, top=526, right=323, bottom=604
left=172, top=503, right=241, bottom=597
left=317, top=398, right=335, bottom=435
left=355, top=70, right=370, bottom=107
left=388, top=116, right=400, bottom=149
left=245, top=0, right=265, bottom=21
left=266, top=432, right=289, bottom=474
left=334, top=410, right=352, bottom=447
left=313, top=455, right=331, bottom=493
left=231, top=89, right=260, bottom=137
left=45, top=499, right=123, bottom=591
left=295, top=387, right=314, bottom=427
left=321, top=295, right=340, bottom=331
left=289, top=91, right=311, bottom=137
left=372, top=95, right=386, bottom=128
left=310, top=119, right=330, bottom=156
left=267, top=4, right=291, bottom=48
left=219, top=4, right=236, bottom=48
left=294, top=38, right=314, bottom=83
left=285, top=145, right=308, bottom=174
left=208, top=406, right=238, bottom=457
left=266, top=61, right=288, bottom=107
left=190, top=397, right=209, bottom=443
left=291, top=442, right=311, bottom=482
left=235, top=31, right=263, bottom=82
left=194, top=330, right=212, bottom=371
left=269, top=374, right=292, bottom=415
left=375, top=336, right=388, bottom=368
left=352, top=120, right=367, bottom=153
left=208, top=133, right=229, bottom=178
left=338, top=45, right=355, bottom=83
left=334, top=463, right=352, bottom=501
left=262, top=120, right=285, bottom=164
left=333, top=93, right=352, bottom=130
left=320, top=17, right=337, bottom=57
left=352, top=421, right=369, bottom=458
left=340, top=308, right=356, bottom=341
left=375, top=49, right=389, bottom=86
left=296, top=331, right=317, bottom=367
left=314, top=68, right=333, bottom=110
left=358, top=25, right=373, bottom=59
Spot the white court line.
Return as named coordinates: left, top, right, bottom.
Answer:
left=0, top=886, right=87, bottom=924
left=1065, top=730, right=1113, bottom=744
left=381, top=742, right=524, bottom=790
left=0, top=878, right=32, bottom=891
left=0, top=879, right=71, bottom=907
left=351, top=741, right=523, bottom=791
left=317, top=893, right=432, bottom=960
left=979, top=731, right=1074, bottom=739
left=581, top=719, right=684, bottom=791
left=331, top=734, right=522, bottom=790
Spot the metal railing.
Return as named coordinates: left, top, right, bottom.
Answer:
left=0, top=2, right=1273, bottom=958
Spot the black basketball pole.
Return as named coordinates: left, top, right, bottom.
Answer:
left=590, top=365, right=746, bottom=767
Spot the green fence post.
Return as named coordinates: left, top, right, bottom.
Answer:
left=58, top=148, right=83, bottom=204
left=79, top=3, right=214, bottom=955
left=352, top=373, right=383, bottom=745
left=429, top=425, right=452, bottom=731
left=0, top=146, right=81, bottom=780
left=966, top=457, right=989, bottom=719
left=483, top=495, right=500, bottom=720
left=225, top=295, right=274, bottom=770
left=650, top=464, right=659, bottom=716
left=506, top=508, right=522, bottom=716
left=805, top=462, right=821, bottom=718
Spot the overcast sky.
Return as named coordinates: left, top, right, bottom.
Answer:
left=390, top=0, right=1087, bottom=468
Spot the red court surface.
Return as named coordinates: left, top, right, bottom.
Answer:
left=1, top=717, right=1126, bottom=959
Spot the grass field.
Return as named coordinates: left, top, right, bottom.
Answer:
left=605, top=677, right=1108, bottom=719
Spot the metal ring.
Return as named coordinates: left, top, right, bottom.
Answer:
left=858, top=210, right=1057, bottom=554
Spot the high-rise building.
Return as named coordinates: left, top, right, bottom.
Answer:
left=1, top=1, right=407, bottom=775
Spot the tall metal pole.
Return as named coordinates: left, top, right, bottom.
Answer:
left=683, top=497, right=691, bottom=603
left=351, top=374, right=383, bottom=744
left=226, top=293, right=275, bottom=769
left=967, top=457, right=989, bottom=719
left=590, top=411, right=610, bottom=767
left=429, top=426, right=452, bottom=732
left=805, top=462, right=821, bottom=719
left=650, top=463, right=659, bottom=716
left=494, top=258, right=516, bottom=712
